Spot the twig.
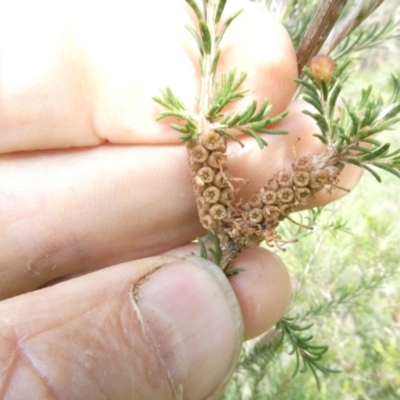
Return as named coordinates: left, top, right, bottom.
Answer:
left=320, top=0, right=385, bottom=55
left=296, top=0, right=350, bottom=75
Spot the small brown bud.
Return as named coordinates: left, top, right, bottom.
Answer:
left=262, top=190, right=277, bottom=205
left=308, top=55, right=335, bottom=84
left=248, top=208, right=264, bottom=224
left=197, top=166, right=215, bottom=184
left=203, top=186, right=221, bottom=203
left=190, top=145, right=209, bottom=163
left=249, top=193, right=263, bottom=208
left=200, top=132, right=222, bottom=150
left=293, top=171, right=310, bottom=187
left=277, top=170, right=293, bottom=187
left=293, top=156, right=313, bottom=171
left=207, top=151, right=227, bottom=169
left=210, top=204, right=227, bottom=220
left=277, top=188, right=294, bottom=203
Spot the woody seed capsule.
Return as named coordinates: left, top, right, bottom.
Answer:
left=248, top=208, right=264, bottom=224
left=262, top=190, right=277, bottom=205
left=293, top=171, right=310, bottom=187
left=293, top=156, right=313, bottom=171
left=249, top=193, right=263, bottom=208
left=190, top=145, right=209, bottom=163
left=207, top=151, right=227, bottom=169
left=277, top=170, right=293, bottom=187
left=200, top=132, right=222, bottom=150
left=197, top=166, right=215, bottom=183
left=210, top=204, right=227, bottom=220
left=203, top=186, right=221, bottom=203
left=277, top=188, right=294, bottom=203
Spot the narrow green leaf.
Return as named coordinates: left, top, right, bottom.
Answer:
left=185, top=0, right=203, bottom=20
left=199, top=20, right=211, bottom=54
left=215, top=129, right=244, bottom=146
left=210, top=48, right=220, bottom=76
left=328, top=83, right=342, bottom=119
left=215, top=0, right=228, bottom=23
left=312, top=134, right=329, bottom=144
left=372, top=162, right=400, bottom=179
left=258, top=128, right=287, bottom=135
left=361, top=143, right=390, bottom=161
left=185, top=25, right=204, bottom=56
left=215, top=9, right=243, bottom=47
left=240, top=128, right=268, bottom=148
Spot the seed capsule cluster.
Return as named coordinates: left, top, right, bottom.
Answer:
left=188, top=133, right=343, bottom=269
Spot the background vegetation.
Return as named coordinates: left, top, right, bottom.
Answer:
left=222, top=0, right=400, bottom=398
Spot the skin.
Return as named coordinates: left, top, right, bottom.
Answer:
left=0, top=0, right=362, bottom=399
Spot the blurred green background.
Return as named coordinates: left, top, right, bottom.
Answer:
left=222, top=0, right=400, bottom=398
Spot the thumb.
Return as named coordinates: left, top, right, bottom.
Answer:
left=0, top=256, right=243, bottom=400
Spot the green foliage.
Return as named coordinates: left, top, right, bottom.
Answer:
left=334, top=19, right=400, bottom=60
left=197, top=231, right=222, bottom=265
left=223, top=174, right=400, bottom=398
left=154, top=0, right=288, bottom=147
left=275, top=317, right=341, bottom=389
left=297, top=63, right=400, bottom=182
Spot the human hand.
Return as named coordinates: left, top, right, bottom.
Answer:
left=0, top=0, right=361, bottom=398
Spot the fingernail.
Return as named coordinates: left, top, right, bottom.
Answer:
left=132, top=256, right=243, bottom=400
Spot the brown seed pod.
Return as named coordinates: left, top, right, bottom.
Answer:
left=213, top=171, right=229, bottom=188
left=310, top=169, right=327, bottom=189
left=249, top=193, right=263, bottom=208
left=192, top=177, right=206, bottom=193
left=248, top=208, right=264, bottom=224
left=277, top=188, right=294, bottom=203
left=203, top=186, right=221, bottom=203
left=220, top=188, right=235, bottom=205
left=294, top=187, right=311, bottom=203
left=293, top=156, right=313, bottom=171
left=277, top=170, right=293, bottom=187
left=210, top=204, right=227, bottom=220
left=207, top=151, right=227, bottom=169
left=308, top=55, right=336, bottom=84
left=279, top=204, right=295, bottom=218
left=264, top=179, right=280, bottom=191
left=262, top=190, right=277, bottom=205
left=200, top=132, right=222, bottom=150
left=196, top=196, right=210, bottom=212
left=201, top=215, right=217, bottom=230
left=263, top=205, right=280, bottom=223
left=293, top=170, right=310, bottom=187
left=190, top=145, right=209, bottom=163
left=197, top=166, right=215, bottom=184
left=324, top=165, right=340, bottom=181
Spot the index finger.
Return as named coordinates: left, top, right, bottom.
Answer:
left=0, top=0, right=297, bottom=153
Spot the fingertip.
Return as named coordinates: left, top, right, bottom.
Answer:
left=221, top=0, right=298, bottom=115
left=227, top=247, right=291, bottom=340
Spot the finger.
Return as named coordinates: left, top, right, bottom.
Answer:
left=0, top=0, right=296, bottom=153
left=163, top=245, right=291, bottom=340
left=0, top=256, right=242, bottom=400
left=0, top=102, right=361, bottom=298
